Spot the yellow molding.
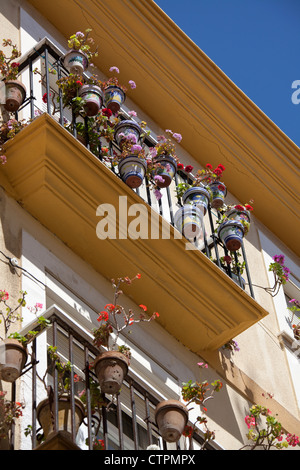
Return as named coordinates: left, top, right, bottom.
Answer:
left=26, top=0, right=300, bottom=257
left=1, top=114, right=268, bottom=351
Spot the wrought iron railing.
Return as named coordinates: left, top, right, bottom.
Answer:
left=15, top=38, right=254, bottom=298
left=6, top=305, right=213, bottom=450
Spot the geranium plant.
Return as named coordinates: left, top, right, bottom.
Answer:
left=0, top=390, right=24, bottom=443
left=92, top=274, right=159, bottom=361
left=67, top=29, right=98, bottom=62
left=0, top=39, right=21, bottom=81
left=101, top=65, right=136, bottom=94
left=181, top=362, right=223, bottom=450
left=241, top=402, right=299, bottom=450
left=287, top=298, right=300, bottom=340
left=0, top=118, right=29, bottom=165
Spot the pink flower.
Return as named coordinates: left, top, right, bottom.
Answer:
left=131, top=144, right=142, bottom=153
left=35, top=303, right=43, bottom=310
left=173, top=132, right=182, bottom=143
left=109, top=66, right=119, bottom=73
left=129, top=80, right=136, bottom=89
left=244, top=415, right=256, bottom=429
left=0, top=155, right=7, bottom=165
left=197, top=362, right=208, bottom=368
left=128, top=110, right=137, bottom=117
left=153, top=189, right=162, bottom=200
left=154, top=174, right=164, bottom=183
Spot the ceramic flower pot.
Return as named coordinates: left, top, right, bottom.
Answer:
left=0, top=339, right=28, bottom=382
left=4, top=80, right=27, bottom=112
left=152, top=155, right=177, bottom=188
left=155, top=400, right=188, bottom=443
left=209, top=182, right=227, bottom=209
left=79, top=84, right=103, bottom=116
left=118, top=155, right=147, bottom=188
left=36, top=395, right=85, bottom=439
left=174, top=205, right=204, bottom=240
left=114, top=120, right=142, bottom=149
left=182, top=186, right=210, bottom=215
left=217, top=220, right=245, bottom=251
left=104, top=85, right=126, bottom=114
left=226, top=208, right=251, bottom=234
left=94, top=350, right=130, bottom=395
left=63, top=49, right=88, bottom=74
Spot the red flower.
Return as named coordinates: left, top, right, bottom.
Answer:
left=245, top=204, right=253, bottom=211
left=139, top=304, right=147, bottom=311
left=206, top=163, right=213, bottom=169
left=136, top=273, right=141, bottom=279
left=104, top=303, right=115, bottom=310
left=42, top=92, right=49, bottom=103
left=234, top=204, right=245, bottom=211
left=217, top=164, right=225, bottom=171
left=98, top=311, right=109, bottom=322
left=177, top=163, right=184, bottom=170
left=11, top=62, right=20, bottom=68
left=223, top=255, right=232, bottom=264
left=185, top=165, right=194, bottom=173
left=214, top=167, right=222, bottom=175
left=218, top=184, right=225, bottom=191
left=102, top=108, right=113, bottom=118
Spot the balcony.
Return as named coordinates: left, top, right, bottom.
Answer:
left=0, top=39, right=269, bottom=352
left=4, top=305, right=215, bottom=450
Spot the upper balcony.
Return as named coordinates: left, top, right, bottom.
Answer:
left=0, top=39, right=269, bottom=352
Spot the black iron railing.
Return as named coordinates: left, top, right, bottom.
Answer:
left=15, top=38, right=254, bottom=297
left=6, top=306, right=213, bottom=450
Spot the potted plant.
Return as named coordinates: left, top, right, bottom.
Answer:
left=102, top=66, right=136, bottom=114
left=0, top=39, right=26, bottom=112
left=115, top=131, right=148, bottom=188
left=174, top=204, right=204, bottom=241
left=0, top=117, right=29, bottom=165
left=287, top=298, right=300, bottom=341
left=78, top=75, right=103, bottom=117
left=220, top=253, right=246, bottom=289
left=155, top=362, right=223, bottom=446
left=36, top=345, right=85, bottom=441
left=216, top=201, right=253, bottom=251
left=148, top=129, right=181, bottom=189
left=196, top=163, right=226, bottom=209
left=92, top=274, right=159, bottom=395
left=0, top=290, right=50, bottom=382
left=63, top=29, right=98, bottom=74
left=0, top=390, right=24, bottom=449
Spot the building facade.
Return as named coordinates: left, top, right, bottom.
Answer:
left=0, top=0, right=299, bottom=451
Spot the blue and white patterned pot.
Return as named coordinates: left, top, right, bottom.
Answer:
left=209, top=182, right=227, bottom=209
left=174, top=205, right=204, bottom=240
left=152, top=155, right=177, bottom=188
left=217, top=220, right=244, bottom=251
left=118, top=155, right=147, bottom=188
left=63, top=49, right=88, bottom=74
left=114, top=120, right=142, bottom=148
left=182, top=186, right=210, bottom=215
left=79, top=84, right=103, bottom=116
left=104, top=85, right=126, bottom=114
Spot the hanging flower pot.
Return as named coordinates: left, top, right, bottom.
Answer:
left=104, top=86, right=126, bottom=114
left=174, top=205, right=204, bottom=240
left=155, top=399, right=188, bottom=443
left=78, top=84, right=103, bottom=116
left=209, top=182, right=227, bottom=209
left=152, top=155, right=177, bottom=188
left=4, top=80, right=27, bottom=112
left=63, top=49, right=88, bottom=74
left=94, top=350, right=130, bottom=395
left=217, top=220, right=245, bottom=251
left=36, top=394, right=85, bottom=440
left=118, top=155, right=147, bottom=188
left=0, top=338, right=27, bottom=382
left=114, top=120, right=142, bottom=149
left=182, top=186, right=211, bottom=215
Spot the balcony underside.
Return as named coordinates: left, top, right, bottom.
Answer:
left=1, top=114, right=268, bottom=351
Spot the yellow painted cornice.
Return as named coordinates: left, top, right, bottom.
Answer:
left=26, top=0, right=300, bottom=257
left=1, top=114, right=268, bottom=351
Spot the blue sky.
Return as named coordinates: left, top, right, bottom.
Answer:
left=155, top=0, right=300, bottom=148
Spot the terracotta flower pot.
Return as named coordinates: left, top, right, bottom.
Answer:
left=217, top=220, right=245, bottom=251
left=79, top=84, right=103, bottom=116
left=63, top=49, right=88, bottom=74
left=36, top=395, right=85, bottom=439
left=104, top=85, right=126, bottom=114
left=0, top=339, right=27, bottom=382
left=182, top=186, right=210, bottom=215
left=118, top=155, right=147, bottom=188
left=152, top=155, right=177, bottom=188
left=155, top=399, right=188, bottom=443
left=94, top=350, right=129, bottom=395
left=4, top=80, right=27, bottom=112
left=174, top=205, right=204, bottom=240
